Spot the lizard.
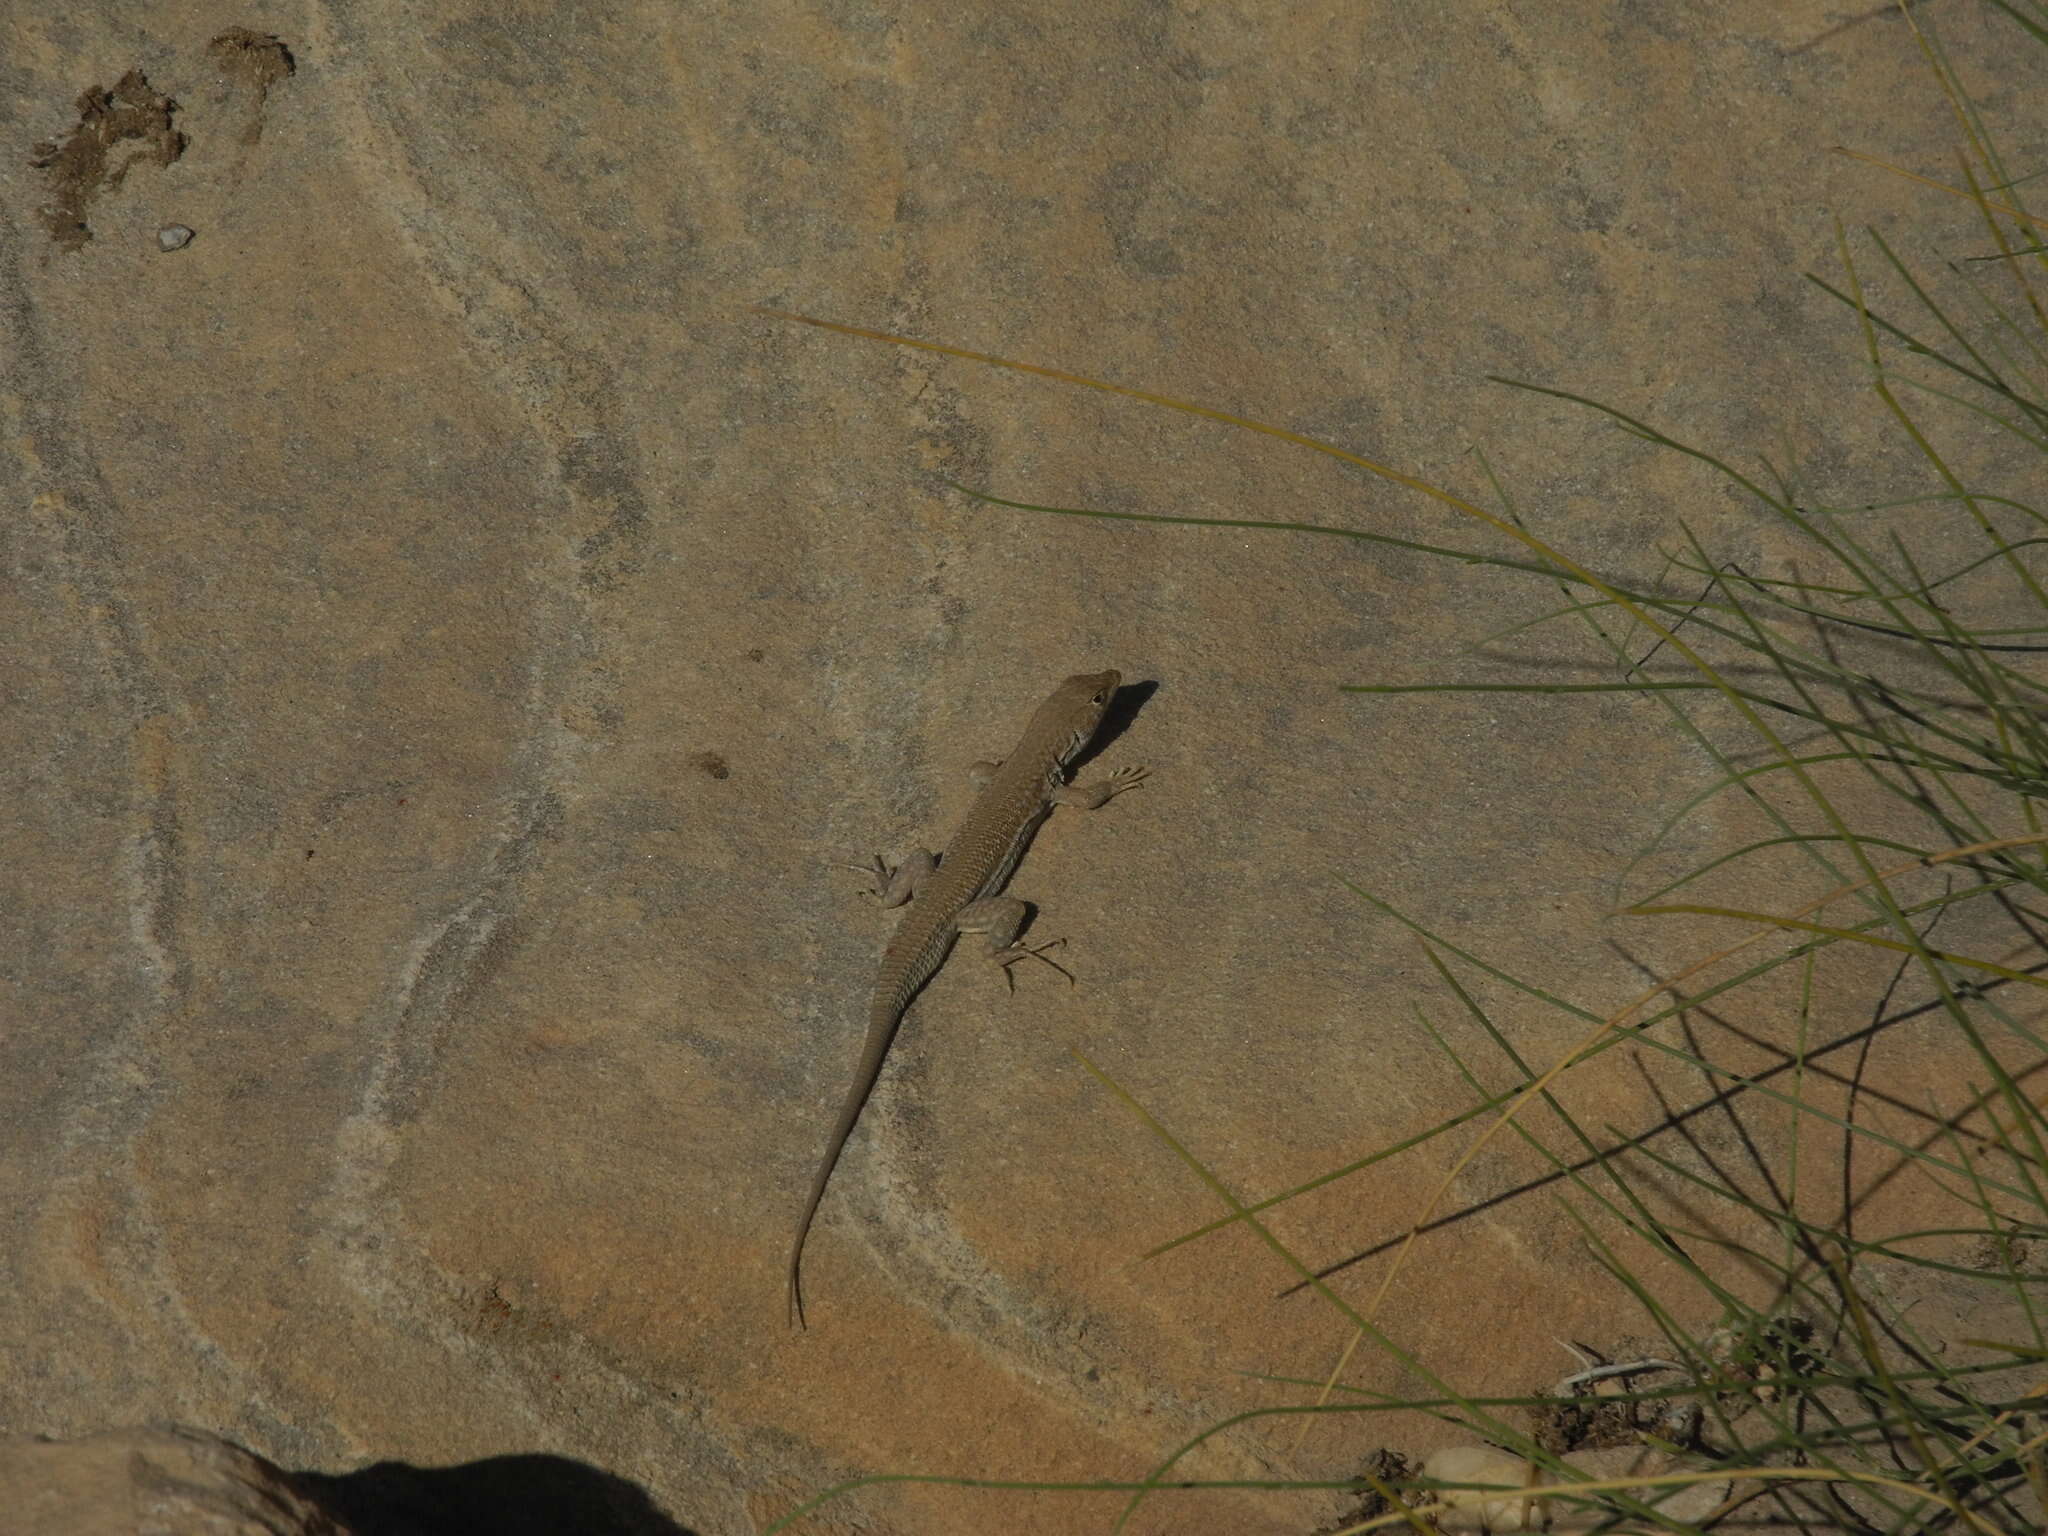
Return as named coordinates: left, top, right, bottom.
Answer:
left=788, top=668, right=1146, bottom=1327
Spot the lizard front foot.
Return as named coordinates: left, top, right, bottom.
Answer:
left=1054, top=763, right=1150, bottom=810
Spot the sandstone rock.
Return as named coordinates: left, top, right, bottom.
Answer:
left=0, top=1425, right=350, bottom=1536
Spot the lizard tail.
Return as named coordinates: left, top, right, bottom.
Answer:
left=786, top=1178, right=825, bottom=1329
left=782, top=1048, right=880, bottom=1335
left=786, top=1098, right=862, bottom=1331
left=786, top=996, right=906, bottom=1330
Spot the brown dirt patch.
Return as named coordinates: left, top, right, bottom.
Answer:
left=30, top=70, right=184, bottom=251
left=208, top=29, right=297, bottom=145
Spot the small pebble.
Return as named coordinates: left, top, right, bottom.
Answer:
left=157, top=224, right=195, bottom=251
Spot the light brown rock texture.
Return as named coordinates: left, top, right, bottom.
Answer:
left=0, top=1426, right=349, bottom=1536
left=4, top=4, right=2041, bottom=1533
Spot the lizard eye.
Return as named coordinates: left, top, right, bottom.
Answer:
left=1091, top=690, right=1108, bottom=704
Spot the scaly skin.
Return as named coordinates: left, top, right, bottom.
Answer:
left=788, top=669, right=1145, bottom=1326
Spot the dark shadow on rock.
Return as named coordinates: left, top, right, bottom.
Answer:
left=1080, top=674, right=1157, bottom=765
left=295, top=1454, right=697, bottom=1536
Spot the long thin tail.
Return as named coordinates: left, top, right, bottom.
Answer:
left=787, top=1001, right=905, bottom=1329
left=786, top=1142, right=841, bottom=1329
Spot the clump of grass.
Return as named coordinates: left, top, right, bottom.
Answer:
left=762, top=5, right=2048, bottom=1530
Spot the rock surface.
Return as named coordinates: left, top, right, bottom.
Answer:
left=3, top=4, right=2040, bottom=1533
left=0, top=1425, right=349, bottom=1536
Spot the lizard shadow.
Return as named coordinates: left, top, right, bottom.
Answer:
left=1077, top=675, right=1157, bottom=770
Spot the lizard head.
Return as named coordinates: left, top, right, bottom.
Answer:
left=1046, top=668, right=1122, bottom=766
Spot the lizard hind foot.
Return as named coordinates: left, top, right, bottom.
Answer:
left=834, top=849, right=936, bottom=908
left=996, top=937, right=1074, bottom=991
